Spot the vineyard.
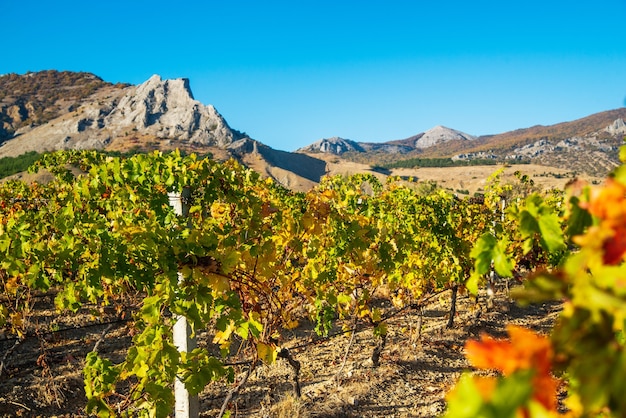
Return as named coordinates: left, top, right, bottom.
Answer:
left=0, top=149, right=625, bottom=417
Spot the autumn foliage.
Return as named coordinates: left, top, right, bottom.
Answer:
left=580, top=178, right=626, bottom=264
left=445, top=145, right=626, bottom=417
left=465, top=325, right=559, bottom=413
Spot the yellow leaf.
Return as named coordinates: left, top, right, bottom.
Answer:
left=206, top=272, right=231, bottom=294
left=284, top=319, right=299, bottom=330
left=370, top=308, right=382, bottom=322
left=180, top=265, right=193, bottom=278
left=358, top=306, right=370, bottom=318
left=302, top=213, right=314, bottom=230
left=257, top=342, right=277, bottom=364
left=10, top=312, right=22, bottom=328
left=213, top=322, right=235, bottom=348
left=210, top=202, right=229, bottom=219
left=5, top=276, right=20, bottom=295
left=0, top=304, right=7, bottom=327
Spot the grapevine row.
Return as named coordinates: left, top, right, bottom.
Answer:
left=0, top=149, right=561, bottom=416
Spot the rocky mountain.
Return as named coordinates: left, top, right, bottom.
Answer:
left=458, top=109, right=626, bottom=176
left=415, top=125, right=477, bottom=148
left=299, top=126, right=475, bottom=156
left=0, top=72, right=246, bottom=157
left=0, top=71, right=337, bottom=191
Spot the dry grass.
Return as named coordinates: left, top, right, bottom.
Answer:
left=267, top=394, right=310, bottom=418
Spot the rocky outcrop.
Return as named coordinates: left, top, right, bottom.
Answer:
left=605, top=118, right=626, bottom=136
left=0, top=74, right=245, bottom=157
left=0, top=71, right=113, bottom=142
left=102, top=75, right=243, bottom=147
left=298, top=137, right=364, bottom=155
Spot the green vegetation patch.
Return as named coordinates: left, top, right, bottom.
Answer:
left=0, top=151, right=42, bottom=179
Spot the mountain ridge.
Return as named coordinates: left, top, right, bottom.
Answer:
left=298, top=109, right=626, bottom=176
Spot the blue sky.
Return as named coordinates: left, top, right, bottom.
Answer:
left=3, top=0, right=626, bottom=151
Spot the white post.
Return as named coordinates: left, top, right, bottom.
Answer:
left=169, top=188, right=199, bottom=418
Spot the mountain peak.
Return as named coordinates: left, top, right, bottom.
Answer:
left=297, top=137, right=363, bottom=154
left=415, top=126, right=476, bottom=148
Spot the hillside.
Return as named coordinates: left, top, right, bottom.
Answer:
left=300, top=109, right=626, bottom=177
left=0, top=71, right=124, bottom=140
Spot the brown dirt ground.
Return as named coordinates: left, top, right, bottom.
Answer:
left=0, top=283, right=562, bottom=418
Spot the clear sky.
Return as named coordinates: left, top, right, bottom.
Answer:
left=3, top=0, right=626, bottom=151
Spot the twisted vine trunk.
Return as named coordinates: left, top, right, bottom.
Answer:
left=446, top=285, right=459, bottom=329
left=371, top=333, right=387, bottom=367
left=278, top=348, right=301, bottom=397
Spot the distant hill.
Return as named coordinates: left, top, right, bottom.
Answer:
left=298, top=125, right=476, bottom=155
left=298, top=109, right=626, bottom=176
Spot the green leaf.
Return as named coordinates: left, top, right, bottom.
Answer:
left=471, top=233, right=513, bottom=278
left=471, top=233, right=497, bottom=276
left=247, top=314, right=263, bottom=338
left=492, top=240, right=514, bottom=278
left=442, top=373, right=486, bottom=418
left=140, top=296, right=162, bottom=324
left=84, top=352, right=119, bottom=416
left=220, top=251, right=240, bottom=273
left=235, top=321, right=249, bottom=340
left=567, top=196, right=592, bottom=238
left=374, top=322, right=388, bottom=337
left=466, top=271, right=481, bottom=295
left=537, top=213, right=565, bottom=252
left=519, top=210, right=539, bottom=237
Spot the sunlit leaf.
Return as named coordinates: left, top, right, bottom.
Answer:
left=257, top=342, right=277, bottom=364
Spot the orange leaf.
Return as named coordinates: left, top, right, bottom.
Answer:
left=464, top=325, right=559, bottom=412
left=580, top=179, right=626, bottom=264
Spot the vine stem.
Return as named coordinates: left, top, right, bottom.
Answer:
left=0, top=338, right=23, bottom=377
left=92, top=323, right=114, bottom=353
left=413, top=306, right=424, bottom=345
left=335, top=324, right=357, bottom=386
left=218, top=360, right=257, bottom=418
left=446, top=285, right=459, bottom=329
left=278, top=348, right=302, bottom=397
left=9, top=401, right=31, bottom=412
left=371, top=333, right=387, bottom=367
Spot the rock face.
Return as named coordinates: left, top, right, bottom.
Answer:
left=605, top=118, right=626, bottom=136
left=0, top=74, right=245, bottom=157
left=103, top=75, right=243, bottom=147
left=298, top=137, right=364, bottom=155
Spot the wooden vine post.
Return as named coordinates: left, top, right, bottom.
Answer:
left=169, top=188, right=199, bottom=418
